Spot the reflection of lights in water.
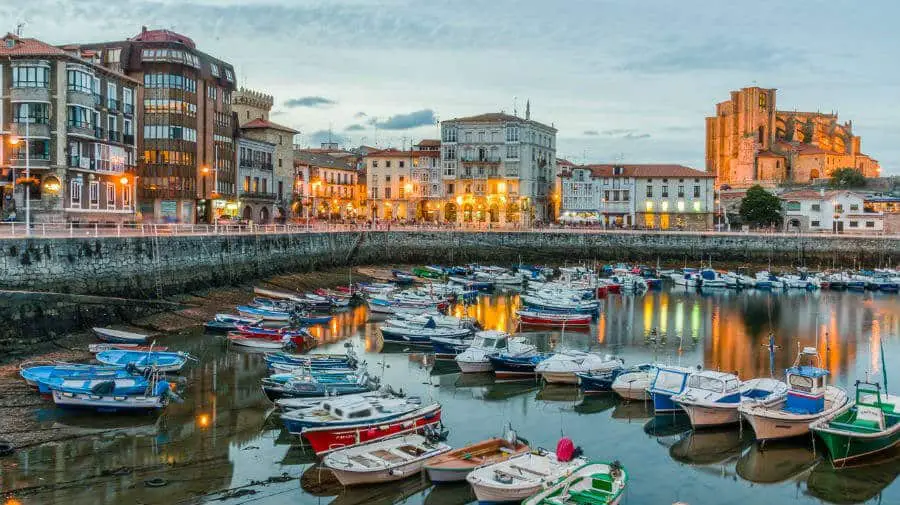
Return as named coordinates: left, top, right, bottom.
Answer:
left=674, top=301, right=684, bottom=335
left=659, top=294, right=668, bottom=333
left=643, top=295, right=653, bottom=334
left=871, top=319, right=881, bottom=373
left=690, top=302, right=701, bottom=339
left=597, top=313, right=606, bottom=344
left=5, top=498, right=23, bottom=505
left=197, top=413, right=211, bottom=429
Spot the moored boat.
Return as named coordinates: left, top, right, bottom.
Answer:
left=611, top=364, right=654, bottom=401
left=95, top=349, right=189, bottom=373
left=236, top=305, right=292, bottom=321
left=92, top=327, right=151, bottom=344
left=647, top=365, right=696, bottom=413
left=20, top=363, right=140, bottom=394
left=489, top=353, right=549, bottom=381
left=424, top=433, right=530, bottom=483
left=322, top=433, right=452, bottom=486
left=517, top=310, right=592, bottom=327
left=455, top=331, right=535, bottom=374
left=280, top=394, right=424, bottom=431
left=671, top=372, right=788, bottom=428
left=536, top=351, right=624, bottom=385
left=522, top=461, right=628, bottom=505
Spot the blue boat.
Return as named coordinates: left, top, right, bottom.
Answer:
left=648, top=365, right=695, bottom=413
left=295, top=313, right=333, bottom=325
left=52, top=379, right=173, bottom=412
left=267, top=370, right=360, bottom=384
left=576, top=366, right=641, bottom=395
left=264, top=352, right=355, bottom=369
left=236, top=305, right=292, bottom=321
left=21, top=364, right=145, bottom=395
left=261, top=374, right=376, bottom=401
left=488, top=353, right=550, bottom=381
left=95, top=350, right=189, bottom=373
left=431, top=336, right=473, bottom=360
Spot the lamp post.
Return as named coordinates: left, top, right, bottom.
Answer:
left=201, top=145, right=220, bottom=227
left=9, top=103, right=31, bottom=237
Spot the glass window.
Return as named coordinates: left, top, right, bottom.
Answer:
left=70, top=180, right=82, bottom=205
left=13, top=103, right=49, bottom=124
left=210, top=63, right=220, bottom=77
left=66, top=69, right=93, bottom=93
left=13, top=65, right=50, bottom=88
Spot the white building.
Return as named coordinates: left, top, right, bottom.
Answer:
left=781, top=190, right=884, bottom=233
left=440, top=107, right=557, bottom=225
left=559, top=164, right=716, bottom=230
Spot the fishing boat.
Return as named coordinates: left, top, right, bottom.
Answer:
left=520, top=295, right=599, bottom=314
left=281, top=394, right=425, bottom=431
left=20, top=363, right=140, bottom=394
left=92, top=327, right=151, bottom=344
left=227, top=334, right=286, bottom=350
left=204, top=313, right=262, bottom=333
left=810, top=380, right=900, bottom=464
left=264, top=351, right=357, bottom=369
left=235, top=324, right=307, bottom=339
left=389, top=311, right=475, bottom=329
left=489, top=353, right=550, bottom=381
left=261, top=372, right=378, bottom=401
left=740, top=347, right=848, bottom=441
left=300, top=402, right=443, bottom=456
left=95, top=349, right=189, bottom=373
left=522, top=461, right=628, bottom=505
left=50, top=375, right=174, bottom=413
left=671, top=372, right=788, bottom=428
left=430, top=336, right=474, bottom=360
left=424, top=431, right=530, bottom=483
left=698, top=268, right=727, bottom=289
left=516, top=310, right=592, bottom=327
left=379, top=324, right=472, bottom=346
left=322, top=433, right=452, bottom=486
left=274, top=388, right=402, bottom=412
left=647, top=365, right=696, bottom=413
left=536, top=352, right=624, bottom=385
left=413, top=266, right=445, bottom=279
left=448, top=275, right=494, bottom=291
left=88, top=343, right=167, bottom=353
left=253, top=286, right=306, bottom=302
left=236, top=305, right=292, bottom=321
left=455, top=331, right=536, bottom=373
left=466, top=438, right=587, bottom=504
left=577, top=368, right=627, bottom=395
left=611, top=364, right=655, bottom=401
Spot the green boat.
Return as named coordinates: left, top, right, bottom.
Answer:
left=523, top=461, right=627, bottom=505
left=810, top=380, right=900, bottom=465
left=413, top=266, right=444, bottom=279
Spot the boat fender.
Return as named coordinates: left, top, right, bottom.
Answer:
left=388, top=468, right=404, bottom=476
left=153, top=381, right=171, bottom=397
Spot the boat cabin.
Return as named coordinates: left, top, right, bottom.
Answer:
left=686, top=371, right=740, bottom=397
left=473, top=331, right=509, bottom=350
left=784, top=366, right=829, bottom=414
left=649, top=366, right=695, bottom=395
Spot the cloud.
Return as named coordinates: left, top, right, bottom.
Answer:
left=372, top=109, right=437, bottom=130
left=270, top=110, right=286, bottom=116
left=284, top=96, right=336, bottom=108
left=601, top=129, right=634, bottom=136
left=623, top=133, right=651, bottom=140
left=621, top=38, right=793, bottom=73
left=354, top=112, right=368, bottom=118
left=583, top=130, right=599, bottom=136
left=307, top=129, right=350, bottom=146
left=345, top=124, right=366, bottom=132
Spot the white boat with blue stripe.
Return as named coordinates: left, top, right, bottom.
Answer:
left=648, top=365, right=696, bottom=413
left=672, top=371, right=787, bottom=428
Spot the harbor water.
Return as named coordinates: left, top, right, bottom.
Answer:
left=2, top=286, right=899, bottom=505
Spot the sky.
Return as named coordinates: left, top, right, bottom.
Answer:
left=4, top=0, right=899, bottom=172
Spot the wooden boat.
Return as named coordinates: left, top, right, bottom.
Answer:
left=740, top=347, right=848, bottom=441
left=522, top=461, right=628, bottom=505
left=466, top=441, right=587, bottom=504
left=424, top=435, right=529, bottom=483
left=536, top=352, right=623, bottom=385
left=672, top=373, right=788, bottom=428
left=322, top=433, right=452, bottom=486
left=430, top=336, right=473, bottom=360
left=280, top=395, right=424, bottom=431
left=51, top=377, right=173, bottom=413
left=92, top=327, right=151, bottom=344
left=810, top=380, right=900, bottom=464
left=274, top=389, right=402, bottom=412
left=611, top=365, right=654, bottom=401
left=413, top=266, right=444, bottom=279
left=301, top=403, right=443, bottom=456
left=253, top=286, right=305, bottom=302
left=455, top=331, right=535, bottom=374
left=95, top=349, right=189, bottom=373
left=88, top=343, right=168, bottom=353
left=517, top=310, right=592, bottom=327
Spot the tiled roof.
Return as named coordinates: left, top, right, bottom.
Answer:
left=242, top=118, right=299, bottom=134
left=416, top=139, right=440, bottom=147
left=780, top=190, right=865, bottom=200
left=294, top=150, right=356, bottom=171
left=445, top=112, right=556, bottom=130
left=129, top=27, right=196, bottom=49
left=365, top=149, right=415, bottom=158
left=757, top=150, right=785, bottom=159
left=557, top=158, right=576, bottom=167
left=0, top=33, right=67, bottom=57
left=578, top=164, right=715, bottom=179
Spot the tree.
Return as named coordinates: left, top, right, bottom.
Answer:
left=829, top=168, right=866, bottom=189
left=739, top=185, right=783, bottom=228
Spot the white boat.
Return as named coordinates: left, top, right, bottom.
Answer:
left=466, top=446, right=587, bottom=503
left=379, top=325, right=472, bottom=346
left=756, top=271, right=784, bottom=289
left=672, top=372, right=788, bottom=428
left=609, top=273, right=648, bottom=292
left=322, top=433, right=451, bottom=486
left=227, top=334, right=285, bottom=350
left=648, top=365, right=696, bottom=413
left=611, top=364, right=654, bottom=401
left=671, top=268, right=699, bottom=287
left=455, top=331, right=535, bottom=373
left=698, top=268, right=727, bottom=289
left=781, top=274, right=810, bottom=289
left=522, top=461, right=628, bottom=505
left=280, top=394, right=424, bottom=431
left=740, top=347, right=848, bottom=441
left=274, top=389, right=399, bottom=412
left=535, top=351, right=624, bottom=385
left=386, top=312, right=473, bottom=329
left=92, top=327, right=151, bottom=344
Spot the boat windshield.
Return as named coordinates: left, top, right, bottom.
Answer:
left=482, top=338, right=497, bottom=349
left=688, top=375, right=725, bottom=393
left=788, top=374, right=814, bottom=392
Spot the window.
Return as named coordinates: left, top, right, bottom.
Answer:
left=399, top=161, right=405, bottom=168
left=107, top=82, right=117, bottom=110
left=849, top=221, right=858, bottom=228
left=385, top=187, right=392, bottom=199
left=623, top=190, right=630, bottom=202
left=224, top=69, right=234, bottom=82
left=835, top=204, right=844, bottom=213
left=613, top=190, right=620, bottom=201
left=850, top=204, right=860, bottom=211
left=253, top=177, right=259, bottom=192
left=89, top=181, right=100, bottom=208
left=278, top=158, right=282, bottom=168
left=278, top=181, right=284, bottom=199
left=123, top=184, right=131, bottom=207
left=646, top=185, right=653, bottom=197
left=447, top=183, right=455, bottom=194
left=243, top=176, right=250, bottom=192
left=67, top=105, right=93, bottom=128
left=207, top=86, right=217, bottom=100
left=866, top=221, right=875, bottom=228
left=678, top=185, right=685, bottom=198
left=785, top=201, right=801, bottom=212
left=123, top=88, right=134, bottom=112
left=210, top=62, right=220, bottom=77
left=386, top=160, right=392, bottom=168
left=106, top=182, right=116, bottom=208
left=14, top=65, right=50, bottom=88
left=811, top=220, right=820, bottom=227
left=662, top=185, right=669, bottom=198
left=604, top=190, right=610, bottom=202
left=124, top=119, right=133, bottom=136
left=811, top=203, right=821, bottom=211
left=371, top=160, right=379, bottom=168
left=693, top=186, right=700, bottom=198
left=506, top=127, right=519, bottom=142
left=70, top=180, right=82, bottom=206
left=14, top=103, right=49, bottom=124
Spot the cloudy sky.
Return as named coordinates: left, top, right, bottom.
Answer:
left=6, top=0, right=898, bottom=172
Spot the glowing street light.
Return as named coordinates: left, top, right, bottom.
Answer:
left=8, top=103, right=32, bottom=236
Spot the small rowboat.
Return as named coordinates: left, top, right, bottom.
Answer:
left=522, top=461, right=628, bottom=505
left=92, top=327, right=151, bottom=344
left=236, top=305, right=292, bottom=321
left=227, top=335, right=285, bottom=350
left=323, top=433, right=452, bottom=486
left=517, top=310, right=592, bottom=327
left=95, top=350, right=189, bottom=373
left=424, top=435, right=530, bottom=483
left=88, top=344, right=168, bottom=353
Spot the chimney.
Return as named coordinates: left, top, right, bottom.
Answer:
left=142, top=25, right=148, bottom=33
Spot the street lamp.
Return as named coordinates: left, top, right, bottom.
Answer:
left=8, top=103, right=31, bottom=236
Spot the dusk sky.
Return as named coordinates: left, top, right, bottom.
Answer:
left=6, top=0, right=898, bottom=172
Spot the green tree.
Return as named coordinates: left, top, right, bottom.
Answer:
left=829, top=167, right=866, bottom=189
left=739, top=185, right=783, bottom=228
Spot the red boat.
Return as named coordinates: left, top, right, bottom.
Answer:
left=595, top=285, right=609, bottom=298
left=300, top=403, right=442, bottom=456
left=235, top=324, right=305, bottom=338
left=604, top=282, right=621, bottom=294
left=227, top=330, right=313, bottom=349
left=516, top=310, right=592, bottom=327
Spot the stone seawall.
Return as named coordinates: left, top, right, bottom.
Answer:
left=0, top=231, right=896, bottom=298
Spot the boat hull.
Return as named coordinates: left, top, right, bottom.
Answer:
left=471, top=482, right=542, bottom=504
left=742, top=411, right=821, bottom=441
left=457, top=360, right=493, bottom=374
left=678, top=403, right=740, bottom=428
left=52, top=390, right=165, bottom=412
left=540, top=371, right=580, bottom=385
left=425, top=466, right=473, bottom=483
left=651, top=392, right=682, bottom=413
left=301, top=405, right=442, bottom=456
left=329, top=460, right=426, bottom=486
left=814, top=428, right=900, bottom=464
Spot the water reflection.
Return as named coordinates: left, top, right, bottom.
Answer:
left=1, top=287, right=899, bottom=505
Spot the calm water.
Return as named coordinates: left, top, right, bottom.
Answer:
left=2, top=287, right=900, bottom=505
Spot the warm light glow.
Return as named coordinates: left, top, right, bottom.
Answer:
left=692, top=201, right=701, bottom=212
left=498, top=182, right=507, bottom=193
left=8, top=137, right=20, bottom=146
left=43, top=180, right=61, bottom=194
left=661, top=201, right=669, bottom=211
left=404, top=183, right=413, bottom=192
left=4, top=497, right=23, bottom=505
left=201, top=166, right=210, bottom=174
left=119, top=176, right=129, bottom=185
left=455, top=196, right=463, bottom=205
left=197, top=413, right=211, bottom=428
left=677, top=201, right=685, bottom=212
left=645, top=201, right=654, bottom=212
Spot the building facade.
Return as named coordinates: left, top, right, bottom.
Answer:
left=294, top=149, right=359, bottom=220
left=559, top=164, right=716, bottom=230
left=80, top=27, right=237, bottom=223
left=232, top=88, right=296, bottom=222
left=236, top=137, right=276, bottom=223
left=706, top=86, right=880, bottom=187
left=440, top=109, right=557, bottom=225
left=781, top=190, right=884, bottom=233
left=0, top=33, right=138, bottom=224
left=363, top=149, right=417, bottom=221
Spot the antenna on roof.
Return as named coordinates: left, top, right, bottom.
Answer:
left=513, top=96, right=518, bottom=117
left=15, top=22, right=25, bottom=36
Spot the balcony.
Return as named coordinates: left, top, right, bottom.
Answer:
left=67, top=121, right=95, bottom=138
left=94, top=126, right=105, bottom=139
left=240, top=191, right=277, bottom=201
left=238, top=160, right=274, bottom=171
left=108, top=130, right=121, bottom=143
left=69, top=155, right=95, bottom=170
left=123, top=103, right=135, bottom=116
left=460, top=157, right=502, bottom=164
left=107, top=99, right=120, bottom=113
left=123, top=133, right=135, bottom=145
left=11, top=121, right=51, bottom=139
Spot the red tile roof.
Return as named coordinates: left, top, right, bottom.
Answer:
left=757, top=150, right=785, bottom=159
left=578, top=164, right=715, bottom=178
left=129, top=27, right=196, bottom=49
left=365, top=149, right=416, bottom=158
left=557, top=158, right=576, bottom=167
left=0, top=33, right=67, bottom=57
left=445, top=112, right=556, bottom=130
left=416, top=139, right=440, bottom=147
left=242, top=118, right=299, bottom=134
